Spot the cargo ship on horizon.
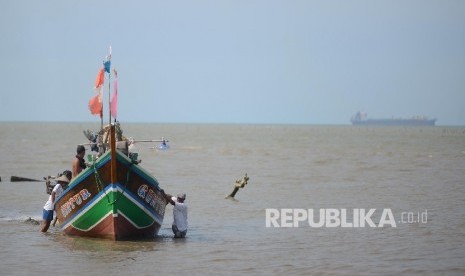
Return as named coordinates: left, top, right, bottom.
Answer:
left=351, top=112, right=436, bottom=126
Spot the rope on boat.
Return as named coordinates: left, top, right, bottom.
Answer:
left=108, top=164, right=132, bottom=205
left=91, top=160, right=112, bottom=205
left=91, top=156, right=133, bottom=206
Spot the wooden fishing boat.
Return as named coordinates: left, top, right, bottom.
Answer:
left=54, top=48, right=167, bottom=240
left=54, top=126, right=167, bottom=240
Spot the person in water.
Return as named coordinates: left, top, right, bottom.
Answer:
left=72, top=145, right=86, bottom=178
left=61, top=170, right=72, bottom=183
left=51, top=170, right=72, bottom=227
left=40, top=175, right=69, bottom=232
left=162, top=191, right=188, bottom=238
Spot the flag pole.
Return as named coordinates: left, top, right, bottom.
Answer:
left=108, top=70, right=111, bottom=126
left=100, top=107, right=103, bottom=132
left=107, top=45, right=112, bottom=126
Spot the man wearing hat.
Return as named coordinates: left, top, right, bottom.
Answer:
left=40, top=175, right=69, bottom=232
left=162, top=191, right=188, bottom=238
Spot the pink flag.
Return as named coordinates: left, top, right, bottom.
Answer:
left=110, top=70, right=118, bottom=119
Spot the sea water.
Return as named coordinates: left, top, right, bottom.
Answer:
left=0, top=122, right=464, bottom=275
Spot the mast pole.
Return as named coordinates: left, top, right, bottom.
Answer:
left=110, top=124, right=117, bottom=184
left=108, top=70, right=111, bottom=126
left=108, top=45, right=112, bottom=126
left=107, top=46, right=116, bottom=185
left=100, top=106, right=103, bottom=132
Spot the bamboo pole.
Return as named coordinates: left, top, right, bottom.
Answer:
left=10, top=176, right=42, bottom=182
left=108, top=69, right=111, bottom=126
left=79, top=139, right=169, bottom=147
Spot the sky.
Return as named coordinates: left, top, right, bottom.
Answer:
left=1, top=0, right=464, bottom=125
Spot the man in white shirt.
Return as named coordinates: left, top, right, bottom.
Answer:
left=40, top=175, right=69, bottom=232
left=163, top=191, right=188, bottom=238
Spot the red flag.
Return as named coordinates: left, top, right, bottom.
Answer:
left=89, top=68, right=104, bottom=117
left=95, top=68, right=104, bottom=88
left=88, top=92, right=102, bottom=116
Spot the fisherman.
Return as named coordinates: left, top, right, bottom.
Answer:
left=61, top=170, right=72, bottom=183
left=40, top=175, right=69, bottom=232
left=72, top=145, right=86, bottom=178
left=162, top=191, right=188, bottom=238
left=51, top=170, right=72, bottom=227
left=45, top=170, right=72, bottom=194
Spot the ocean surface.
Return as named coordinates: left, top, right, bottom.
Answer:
left=1, top=122, right=464, bottom=275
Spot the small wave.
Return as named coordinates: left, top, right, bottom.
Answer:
left=0, top=215, right=41, bottom=224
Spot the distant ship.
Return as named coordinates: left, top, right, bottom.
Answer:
left=351, top=112, right=436, bottom=126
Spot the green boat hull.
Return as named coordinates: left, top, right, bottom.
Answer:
left=55, top=150, right=167, bottom=240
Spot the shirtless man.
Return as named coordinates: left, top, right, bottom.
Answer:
left=72, top=145, right=86, bottom=178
